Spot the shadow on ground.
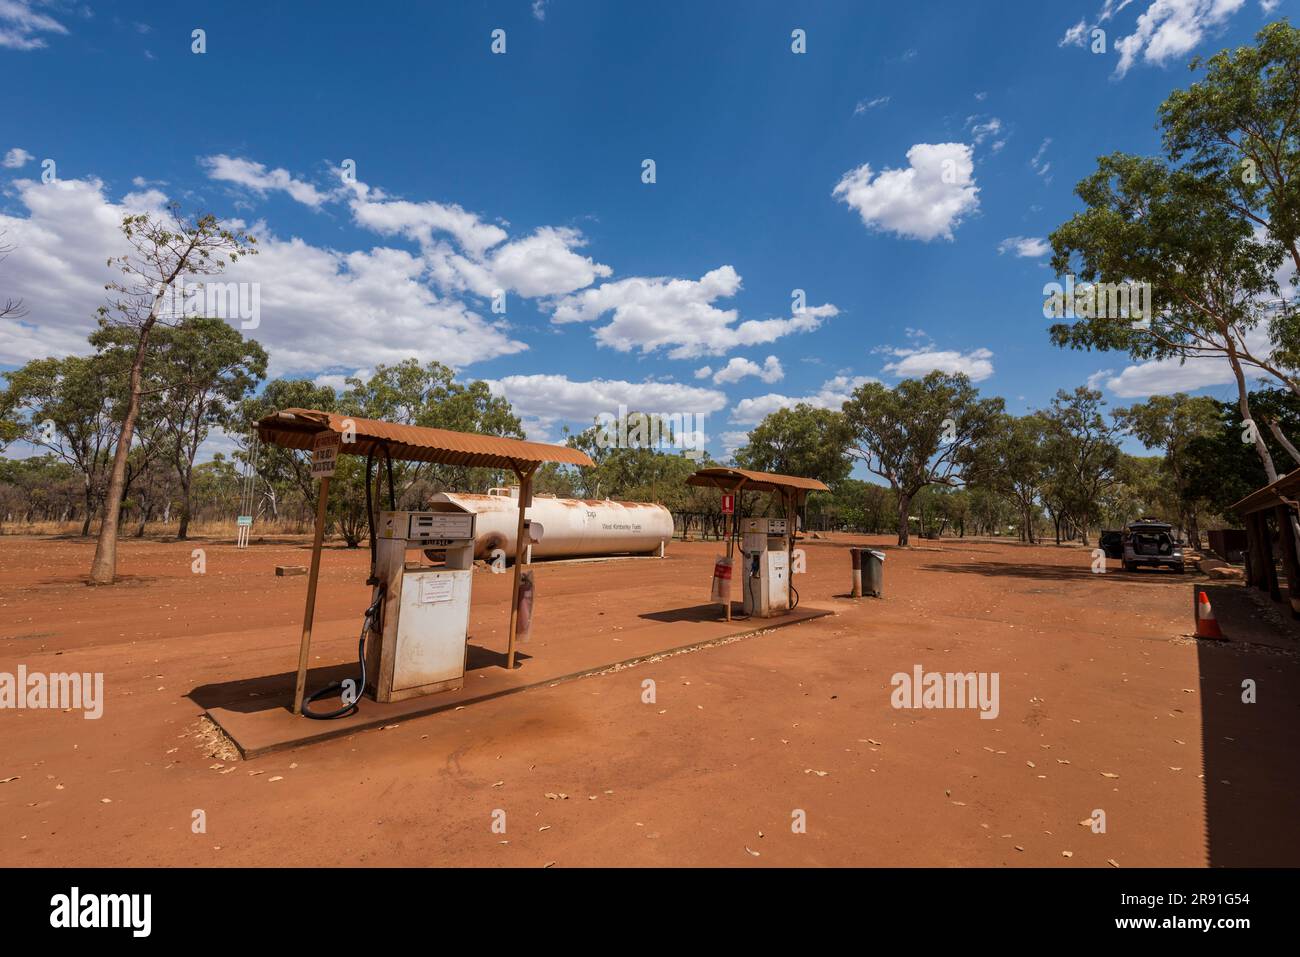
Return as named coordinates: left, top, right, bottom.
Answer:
left=1195, top=582, right=1300, bottom=866
left=919, top=561, right=1189, bottom=585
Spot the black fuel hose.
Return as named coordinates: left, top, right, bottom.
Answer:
left=302, top=589, right=383, bottom=720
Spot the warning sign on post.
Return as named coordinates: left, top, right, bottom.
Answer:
left=311, top=431, right=341, bottom=478
left=721, top=493, right=734, bottom=515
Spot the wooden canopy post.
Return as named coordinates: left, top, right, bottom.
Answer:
left=784, top=489, right=798, bottom=556
left=292, top=475, right=331, bottom=714
left=1274, top=504, right=1300, bottom=617
left=723, top=478, right=747, bottom=622
left=506, top=463, right=536, bottom=670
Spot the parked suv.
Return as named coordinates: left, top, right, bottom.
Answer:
left=1121, top=519, right=1184, bottom=573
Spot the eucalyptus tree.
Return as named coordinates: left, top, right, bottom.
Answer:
left=90, top=208, right=256, bottom=584
left=841, top=372, right=1003, bottom=546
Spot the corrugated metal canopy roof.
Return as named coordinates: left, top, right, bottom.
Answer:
left=686, top=466, right=830, bottom=495
left=257, top=408, right=594, bottom=470
left=1230, top=469, right=1300, bottom=515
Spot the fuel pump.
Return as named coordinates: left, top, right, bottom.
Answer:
left=740, top=517, right=790, bottom=618
left=364, top=505, right=477, bottom=703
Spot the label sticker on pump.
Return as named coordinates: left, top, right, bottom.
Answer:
left=420, top=575, right=454, bottom=603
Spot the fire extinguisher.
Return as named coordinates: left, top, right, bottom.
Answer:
left=516, top=570, right=535, bottom=643
left=710, top=556, right=732, bottom=604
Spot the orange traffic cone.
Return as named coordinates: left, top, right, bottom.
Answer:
left=1195, top=591, right=1225, bottom=640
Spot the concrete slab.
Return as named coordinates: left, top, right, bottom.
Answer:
left=204, top=603, right=833, bottom=758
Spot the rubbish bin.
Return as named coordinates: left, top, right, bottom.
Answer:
left=863, top=549, right=885, bottom=597
left=851, top=547, right=885, bottom=598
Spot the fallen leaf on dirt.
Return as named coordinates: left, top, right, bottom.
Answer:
left=99, top=798, right=111, bottom=804
left=1107, top=858, right=1120, bottom=868
left=0, top=776, right=18, bottom=784
left=268, top=776, right=283, bottom=782
left=804, top=769, right=829, bottom=777
left=491, top=781, right=504, bottom=788
left=1062, top=851, right=1073, bottom=858
left=1026, top=761, right=1036, bottom=768
left=744, top=846, right=760, bottom=857
left=1100, top=772, right=1119, bottom=779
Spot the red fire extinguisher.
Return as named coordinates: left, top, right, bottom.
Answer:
left=710, top=556, right=732, bottom=604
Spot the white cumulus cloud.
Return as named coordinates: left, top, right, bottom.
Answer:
left=833, top=143, right=979, bottom=242
left=711, top=355, right=784, bottom=385
left=487, top=374, right=728, bottom=441
left=549, top=266, right=837, bottom=359
left=731, top=375, right=876, bottom=425
left=879, top=343, right=995, bottom=381
left=2, top=147, right=34, bottom=169
left=201, top=155, right=328, bottom=208
left=0, top=176, right=527, bottom=373
left=998, top=236, right=1051, bottom=258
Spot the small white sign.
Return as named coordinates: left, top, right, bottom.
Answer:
left=311, top=431, right=341, bottom=478
left=420, top=575, right=454, bottom=603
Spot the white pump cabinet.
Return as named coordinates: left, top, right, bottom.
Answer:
left=740, top=516, right=790, bottom=618
left=366, top=506, right=477, bottom=703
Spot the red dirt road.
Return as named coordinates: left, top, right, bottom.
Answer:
left=2, top=533, right=1297, bottom=867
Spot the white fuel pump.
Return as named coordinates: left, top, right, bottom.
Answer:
left=364, top=505, right=477, bottom=703
left=740, top=517, right=790, bottom=618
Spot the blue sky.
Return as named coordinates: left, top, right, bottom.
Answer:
left=0, top=0, right=1293, bottom=463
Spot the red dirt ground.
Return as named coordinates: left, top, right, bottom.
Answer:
left=1, top=533, right=1297, bottom=867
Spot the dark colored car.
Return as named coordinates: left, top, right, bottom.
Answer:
left=1122, top=519, right=1184, bottom=573
left=1098, top=530, right=1123, bottom=559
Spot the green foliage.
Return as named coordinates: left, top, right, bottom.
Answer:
left=559, top=413, right=711, bottom=509
left=1039, top=387, right=1124, bottom=543
left=1185, top=387, right=1300, bottom=514
left=339, top=359, right=524, bottom=499
left=735, top=404, right=853, bottom=486
left=841, top=371, right=1004, bottom=544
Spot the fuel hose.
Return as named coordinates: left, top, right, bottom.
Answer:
left=302, top=588, right=384, bottom=720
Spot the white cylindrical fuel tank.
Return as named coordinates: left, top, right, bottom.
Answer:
left=430, top=490, right=673, bottom=561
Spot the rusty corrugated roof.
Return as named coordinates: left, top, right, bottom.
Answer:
left=257, top=408, right=594, bottom=470
left=1230, top=469, right=1300, bottom=515
left=686, top=466, right=829, bottom=495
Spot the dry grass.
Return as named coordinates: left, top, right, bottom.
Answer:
left=1, top=518, right=315, bottom=538
left=188, top=716, right=241, bottom=763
